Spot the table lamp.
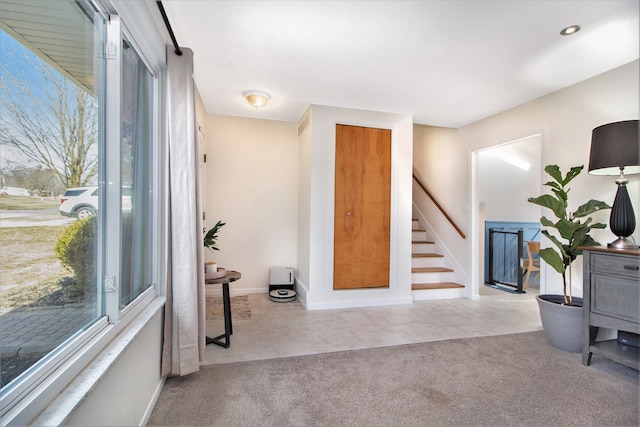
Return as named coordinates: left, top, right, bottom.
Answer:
left=588, top=120, right=640, bottom=249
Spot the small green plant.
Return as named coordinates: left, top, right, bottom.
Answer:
left=528, top=165, right=610, bottom=304
left=55, top=216, right=97, bottom=293
left=203, top=220, right=225, bottom=252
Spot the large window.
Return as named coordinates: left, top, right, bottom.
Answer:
left=0, top=0, right=159, bottom=417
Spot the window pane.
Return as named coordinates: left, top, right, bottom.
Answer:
left=120, top=38, right=154, bottom=307
left=0, top=0, right=104, bottom=390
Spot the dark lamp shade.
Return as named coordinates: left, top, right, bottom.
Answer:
left=588, top=120, right=640, bottom=176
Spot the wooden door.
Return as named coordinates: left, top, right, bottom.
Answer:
left=334, top=124, right=391, bottom=289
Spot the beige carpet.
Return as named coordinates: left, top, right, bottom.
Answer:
left=206, top=295, right=252, bottom=320
left=148, top=331, right=639, bottom=426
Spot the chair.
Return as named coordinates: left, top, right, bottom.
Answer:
left=523, top=241, right=540, bottom=289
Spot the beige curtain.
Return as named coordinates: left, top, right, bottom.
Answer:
left=161, top=45, right=206, bottom=376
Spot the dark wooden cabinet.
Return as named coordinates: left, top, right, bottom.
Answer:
left=582, top=247, right=640, bottom=369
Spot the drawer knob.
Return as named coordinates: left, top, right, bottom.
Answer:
left=623, top=265, right=639, bottom=271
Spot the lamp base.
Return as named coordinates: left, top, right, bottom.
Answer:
left=607, top=178, right=638, bottom=250
left=607, top=237, right=639, bottom=250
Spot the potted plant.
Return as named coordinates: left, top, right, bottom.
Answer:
left=203, top=220, right=225, bottom=278
left=528, top=165, right=610, bottom=352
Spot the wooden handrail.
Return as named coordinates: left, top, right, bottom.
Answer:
left=413, top=173, right=466, bottom=239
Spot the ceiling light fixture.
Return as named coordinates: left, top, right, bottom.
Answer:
left=243, top=90, right=270, bottom=108
left=560, top=25, right=581, bottom=36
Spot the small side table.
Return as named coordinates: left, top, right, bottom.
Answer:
left=205, top=270, right=241, bottom=348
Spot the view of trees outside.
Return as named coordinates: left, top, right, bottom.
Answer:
left=1, top=30, right=98, bottom=194
left=0, top=28, right=98, bottom=389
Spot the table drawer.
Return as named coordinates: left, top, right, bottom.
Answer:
left=591, top=274, right=640, bottom=323
left=591, top=253, right=640, bottom=279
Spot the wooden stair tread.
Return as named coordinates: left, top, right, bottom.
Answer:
left=412, top=240, right=434, bottom=244
left=412, top=228, right=427, bottom=232
left=412, top=252, right=443, bottom=258
left=412, top=282, right=465, bottom=290
left=412, top=267, right=453, bottom=273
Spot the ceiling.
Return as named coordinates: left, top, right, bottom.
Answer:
left=161, top=0, right=639, bottom=128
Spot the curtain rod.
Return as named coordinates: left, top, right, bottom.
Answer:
left=156, top=1, right=182, bottom=56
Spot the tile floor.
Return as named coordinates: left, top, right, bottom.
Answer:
left=203, top=284, right=542, bottom=365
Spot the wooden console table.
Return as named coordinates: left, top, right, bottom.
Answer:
left=205, top=270, right=241, bottom=348
left=582, top=247, right=639, bottom=369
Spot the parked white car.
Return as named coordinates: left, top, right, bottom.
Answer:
left=59, top=186, right=132, bottom=219
left=59, top=186, right=98, bottom=219
left=0, top=187, right=30, bottom=197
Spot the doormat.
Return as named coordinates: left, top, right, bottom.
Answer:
left=206, top=295, right=252, bottom=320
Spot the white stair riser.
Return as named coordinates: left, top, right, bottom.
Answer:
left=412, top=242, right=435, bottom=252
left=412, top=271, right=455, bottom=283
left=412, top=230, right=427, bottom=239
left=412, top=287, right=465, bottom=300
left=411, top=257, right=445, bottom=268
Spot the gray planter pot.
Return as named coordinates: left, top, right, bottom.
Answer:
left=536, top=294, right=583, bottom=353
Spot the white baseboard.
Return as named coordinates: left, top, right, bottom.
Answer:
left=140, top=377, right=166, bottom=427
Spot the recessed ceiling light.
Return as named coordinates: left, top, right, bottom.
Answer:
left=560, top=25, right=581, bottom=36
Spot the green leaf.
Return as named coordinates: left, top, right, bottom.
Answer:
left=551, top=188, right=567, bottom=204
left=581, top=234, right=600, bottom=248
left=539, top=247, right=565, bottom=275
left=568, top=226, right=589, bottom=254
left=540, top=216, right=555, bottom=228
left=545, top=181, right=562, bottom=192
left=556, top=218, right=580, bottom=241
left=528, top=194, right=566, bottom=219
left=541, top=230, right=568, bottom=259
left=544, top=165, right=562, bottom=184
left=562, top=165, right=584, bottom=186
left=573, top=199, right=611, bottom=218
left=203, top=220, right=226, bottom=251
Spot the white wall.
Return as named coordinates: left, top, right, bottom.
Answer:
left=298, top=105, right=414, bottom=309
left=296, top=108, right=312, bottom=306
left=462, top=60, right=639, bottom=297
left=477, top=135, right=542, bottom=222
left=62, top=307, right=164, bottom=426
left=203, top=114, right=299, bottom=294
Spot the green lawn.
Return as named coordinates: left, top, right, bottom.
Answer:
left=0, top=225, right=70, bottom=308
left=0, top=195, right=60, bottom=210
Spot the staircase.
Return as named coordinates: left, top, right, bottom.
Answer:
left=411, top=218, right=465, bottom=300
